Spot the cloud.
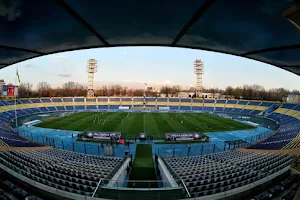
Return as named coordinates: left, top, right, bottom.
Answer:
left=123, top=80, right=145, bottom=83
left=122, top=80, right=173, bottom=85
left=56, top=73, right=71, bottom=78
left=52, top=55, right=66, bottom=63
left=163, top=80, right=172, bottom=85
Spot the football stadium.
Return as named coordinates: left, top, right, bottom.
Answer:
left=0, top=1, right=300, bottom=200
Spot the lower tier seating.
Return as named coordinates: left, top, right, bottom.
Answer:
left=161, top=150, right=292, bottom=198
left=0, top=149, right=125, bottom=197
left=252, top=174, right=300, bottom=200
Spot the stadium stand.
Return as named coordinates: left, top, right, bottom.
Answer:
left=0, top=97, right=299, bottom=152
left=292, top=155, right=300, bottom=172
left=249, top=105, right=300, bottom=150
left=215, top=100, right=226, bottom=112
left=121, top=97, right=132, bottom=102
left=30, top=99, right=42, bottom=104
left=157, top=98, right=168, bottom=102
left=0, top=97, right=299, bottom=199
left=0, top=123, right=41, bottom=147
left=51, top=98, right=62, bottom=103
left=97, top=97, right=108, bottom=103
left=0, top=149, right=125, bottom=197
left=0, top=179, right=30, bottom=200
left=282, top=184, right=300, bottom=200
left=161, top=150, right=292, bottom=198
left=169, top=98, right=180, bottom=102
left=62, top=97, right=73, bottom=102
left=252, top=174, right=300, bottom=200
left=74, top=97, right=85, bottom=102
left=181, top=98, right=191, bottom=103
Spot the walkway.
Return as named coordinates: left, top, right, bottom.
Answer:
left=237, top=148, right=300, bottom=155
left=0, top=146, right=52, bottom=151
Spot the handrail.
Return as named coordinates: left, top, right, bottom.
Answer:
left=92, top=178, right=102, bottom=197
left=181, top=179, right=191, bottom=198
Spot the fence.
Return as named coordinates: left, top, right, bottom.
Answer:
left=18, top=129, right=133, bottom=157
left=99, top=179, right=182, bottom=190
left=17, top=128, right=275, bottom=158
left=156, top=129, right=275, bottom=157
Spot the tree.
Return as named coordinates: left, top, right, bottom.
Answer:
left=225, top=86, right=234, bottom=96
left=18, top=82, right=33, bottom=98
left=37, top=82, right=51, bottom=97
left=160, top=86, right=172, bottom=97
left=108, top=85, right=115, bottom=96
left=115, top=85, right=122, bottom=96
left=62, top=81, right=86, bottom=96
left=133, top=89, right=144, bottom=96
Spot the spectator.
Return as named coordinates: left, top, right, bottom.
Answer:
left=126, top=166, right=130, bottom=175
left=155, top=153, right=158, bottom=165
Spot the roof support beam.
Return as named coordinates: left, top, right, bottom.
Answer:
left=171, top=0, right=216, bottom=46
left=57, top=0, right=110, bottom=46
left=241, top=44, right=300, bottom=56
left=0, top=45, right=45, bottom=55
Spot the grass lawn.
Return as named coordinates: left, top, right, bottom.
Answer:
left=35, top=112, right=253, bottom=139
left=128, top=144, right=157, bottom=188
left=154, top=140, right=208, bottom=144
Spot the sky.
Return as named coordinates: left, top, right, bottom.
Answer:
left=0, top=47, right=299, bottom=91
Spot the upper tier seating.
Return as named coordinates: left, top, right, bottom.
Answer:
left=0, top=123, right=41, bottom=147
left=162, top=150, right=292, bottom=198
left=62, top=97, right=73, bottom=102
left=0, top=149, right=125, bottom=196
left=121, top=97, right=132, bottom=102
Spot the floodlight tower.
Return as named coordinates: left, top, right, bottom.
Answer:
left=86, top=59, right=98, bottom=97
left=194, top=59, right=204, bottom=97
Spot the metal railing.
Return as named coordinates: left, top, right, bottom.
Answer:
left=98, top=178, right=182, bottom=190
left=17, top=129, right=133, bottom=157
left=181, top=179, right=191, bottom=198
left=17, top=126, right=275, bottom=158
left=92, top=178, right=102, bottom=197
left=157, top=129, right=275, bottom=157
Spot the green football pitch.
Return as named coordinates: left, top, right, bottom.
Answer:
left=35, top=112, right=253, bottom=139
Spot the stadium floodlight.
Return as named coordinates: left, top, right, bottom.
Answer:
left=86, top=59, right=98, bottom=97
left=194, top=59, right=204, bottom=96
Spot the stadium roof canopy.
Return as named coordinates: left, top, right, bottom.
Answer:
left=0, top=0, right=300, bottom=76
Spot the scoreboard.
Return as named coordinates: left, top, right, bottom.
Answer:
left=1, top=85, right=18, bottom=97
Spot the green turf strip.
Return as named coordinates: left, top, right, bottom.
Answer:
left=128, top=144, right=157, bottom=188
left=36, top=112, right=253, bottom=139
left=154, top=140, right=207, bottom=144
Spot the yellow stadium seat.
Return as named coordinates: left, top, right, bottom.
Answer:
left=275, top=108, right=289, bottom=114
left=234, top=104, right=245, bottom=109
left=203, top=103, right=215, bottom=108
left=244, top=105, right=257, bottom=110
left=225, top=104, right=235, bottom=108
left=254, top=106, right=268, bottom=111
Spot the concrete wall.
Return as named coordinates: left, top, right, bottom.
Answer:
left=287, top=94, right=300, bottom=104
left=157, top=157, right=178, bottom=188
